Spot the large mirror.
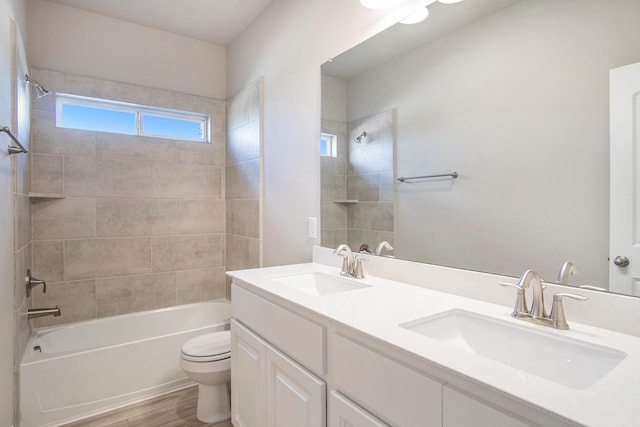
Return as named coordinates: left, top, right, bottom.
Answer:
left=320, top=0, right=640, bottom=296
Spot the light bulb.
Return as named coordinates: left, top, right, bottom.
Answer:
left=399, top=7, right=430, bottom=24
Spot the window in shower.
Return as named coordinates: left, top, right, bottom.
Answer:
left=320, top=133, right=338, bottom=157
left=56, top=93, right=210, bottom=142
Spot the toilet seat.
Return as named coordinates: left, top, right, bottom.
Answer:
left=181, top=331, right=231, bottom=362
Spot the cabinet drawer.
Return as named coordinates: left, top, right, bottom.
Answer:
left=232, top=283, right=325, bottom=376
left=232, top=284, right=267, bottom=336
left=330, top=333, right=442, bottom=427
left=443, top=386, right=531, bottom=427
left=329, top=391, right=388, bottom=427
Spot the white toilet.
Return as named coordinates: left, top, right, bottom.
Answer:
left=180, top=330, right=231, bottom=423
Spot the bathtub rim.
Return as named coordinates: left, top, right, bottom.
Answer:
left=21, top=298, right=231, bottom=365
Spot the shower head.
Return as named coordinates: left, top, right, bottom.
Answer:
left=25, top=74, right=50, bottom=98
left=354, top=131, right=367, bottom=143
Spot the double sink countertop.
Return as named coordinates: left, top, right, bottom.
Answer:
left=228, top=261, right=640, bottom=427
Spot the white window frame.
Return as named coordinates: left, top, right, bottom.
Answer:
left=55, top=93, right=210, bottom=143
left=320, top=132, right=338, bottom=158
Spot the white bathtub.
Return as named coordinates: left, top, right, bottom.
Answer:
left=20, top=299, right=231, bottom=427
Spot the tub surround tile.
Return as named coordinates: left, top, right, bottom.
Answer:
left=64, top=238, right=152, bottom=281
left=31, top=109, right=97, bottom=157
left=65, top=157, right=154, bottom=198
left=32, top=240, right=64, bottom=284
left=96, top=199, right=177, bottom=237
left=31, top=154, right=64, bottom=195
left=176, top=267, right=227, bottom=305
left=226, top=199, right=259, bottom=238
left=225, top=159, right=260, bottom=200
left=152, top=235, right=224, bottom=272
left=32, top=198, right=96, bottom=240
left=64, top=156, right=97, bottom=197
left=226, top=234, right=260, bottom=271
left=96, top=273, right=176, bottom=318
left=97, top=133, right=177, bottom=162
left=15, top=194, right=31, bottom=251
left=152, top=162, right=222, bottom=199
left=177, top=200, right=225, bottom=234
left=177, top=140, right=225, bottom=166
left=32, top=280, right=96, bottom=328
left=226, top=119, right=261, bottom=165
left=347, top=173, right=380, bottom=202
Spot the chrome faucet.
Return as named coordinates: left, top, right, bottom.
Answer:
left=333, top=244, right=365, bottom=279
left=500, top=269, right=587, bottom=330
left=374, top=241, right=394, bottom=256
left=27, top=306, right=61, bottom=319
left=557, top=261, right=578, bottom=285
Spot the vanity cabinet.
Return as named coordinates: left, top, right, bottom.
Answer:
left=442, top=386, right=530, bottom=427
left=231, top=319, right=326, bottom=427
left=328, top=391, right=389, bottom=427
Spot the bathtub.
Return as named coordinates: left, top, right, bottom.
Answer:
left=20, top=299, right=231, bottom=427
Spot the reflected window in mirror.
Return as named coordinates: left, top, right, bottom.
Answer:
left=320, top=133, right=338, bottom=157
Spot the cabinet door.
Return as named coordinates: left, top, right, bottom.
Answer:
left=231, top=320, right=267, bottom=427
left=443, top=386, right=531, bottom=427
left=266, top=345, right=326, bottom=427
left=329, top=391, right=388, bottom=427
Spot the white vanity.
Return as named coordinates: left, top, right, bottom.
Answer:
left=227, top=247, right=640, bottom=427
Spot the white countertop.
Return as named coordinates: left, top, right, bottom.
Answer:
left=228, top=262, right=640, bottom=427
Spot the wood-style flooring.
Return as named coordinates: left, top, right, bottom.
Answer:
left=60, top=386, right=233, bottom=427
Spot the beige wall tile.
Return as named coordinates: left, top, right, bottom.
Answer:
left=379, top=171, right=394, bottom=202
left=177, top=200, right=225, bottom=234
left=226, top=199, right=259, bottom=238
left=97, top=133, right=177, bottom=162
left=65, top=238, right=152, bottom=281
left=152, top=235, right=224, bottom=273
left=350, top=201, right=394, bottom=232
left=16, top=141, right=31, bottom=196
left=225, top=160, right=259, bottom=200
left=226, top=119, right=260, bottom=165
left=32, top=240, right=64, bottom=284
left=347, top=173, right=379, bottom=201
left=177, top=140, right=225, bottom=166
left=31, top=154, right=64, bottom=194
left=66, top=157, right=153, bottom=198
left=96, top=273, right=176, bottom=317
left=226, top=235, right=260, bottom=271
left=32, top=280, right=96, bottom=327
left=15, top=194, right=31, bottom=250
left=96, top=199, right=177, bottom=237
left=152, top=163, right=222, bottom=199
left=96, top=158, right=153, bottom=198
left=227, top=80, right=260, bottom=130
left=321, top=201, right=347, bottom=230
left=176, top=268, right=227, bottom=305
left=31, top=109, right=96, bottom=156
left=64, top=156, right=96, bottom=197
left=32, top=198, right=96, bottom=240
left=30, top=68, right=64, bottom=112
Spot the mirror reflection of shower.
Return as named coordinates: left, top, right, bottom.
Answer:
left=354, top=131, right=367, bottom=143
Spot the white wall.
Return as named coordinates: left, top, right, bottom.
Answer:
left=228, top=0, right=411, bottom=266
left=27, top=0, right=227, bottom=99
left=0, top=1, right=26, bottom=424
left=345, top=0, right=640, bottom=285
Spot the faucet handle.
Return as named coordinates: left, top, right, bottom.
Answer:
left=26, top=269, right=47, bottom=297
left=499, top=282, right=528, bottom=317
left=549, top=293, right=588, bottom=330
left=338, top=254, right=351, bottom=276
left=353, top=256, right=365, bottom=279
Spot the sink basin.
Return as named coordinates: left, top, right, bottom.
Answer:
left=270, top=272, right=370, bottom=296
left=400, top=309, right=626, bottom=390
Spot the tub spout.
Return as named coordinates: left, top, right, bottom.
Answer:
left=28, top=306, right=61, bottom=319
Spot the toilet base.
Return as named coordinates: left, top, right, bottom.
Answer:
left=196, top=382, right=231, bottom=423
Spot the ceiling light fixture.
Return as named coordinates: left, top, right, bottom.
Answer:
left=399, top=6, right=430, bottom=24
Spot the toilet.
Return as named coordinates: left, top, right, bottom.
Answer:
left=180, top=330, right=231, bottom=423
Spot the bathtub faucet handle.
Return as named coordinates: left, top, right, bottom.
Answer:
left=26, top=269, right=47, bottom=297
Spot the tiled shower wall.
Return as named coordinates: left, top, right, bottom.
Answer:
left=29, top=68, right=227, bottom=327
left=225, top=79, right=263, bottom=285
left=321, top=111, right=395, bottom=251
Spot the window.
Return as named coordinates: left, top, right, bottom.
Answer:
left=320, top=133, right=338, bottom=157
left=56, top=93, right=210, bottom=142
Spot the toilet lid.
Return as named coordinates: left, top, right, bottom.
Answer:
left=181, top=330, right=230, bottom=361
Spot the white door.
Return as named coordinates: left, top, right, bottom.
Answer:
left=328, top=391, right=388, bottom=427
left=231, top=320, right=267, bottom=427
left=610, top=62, right=640, bottom=295
left=266, top=345, right=325, bottom=427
